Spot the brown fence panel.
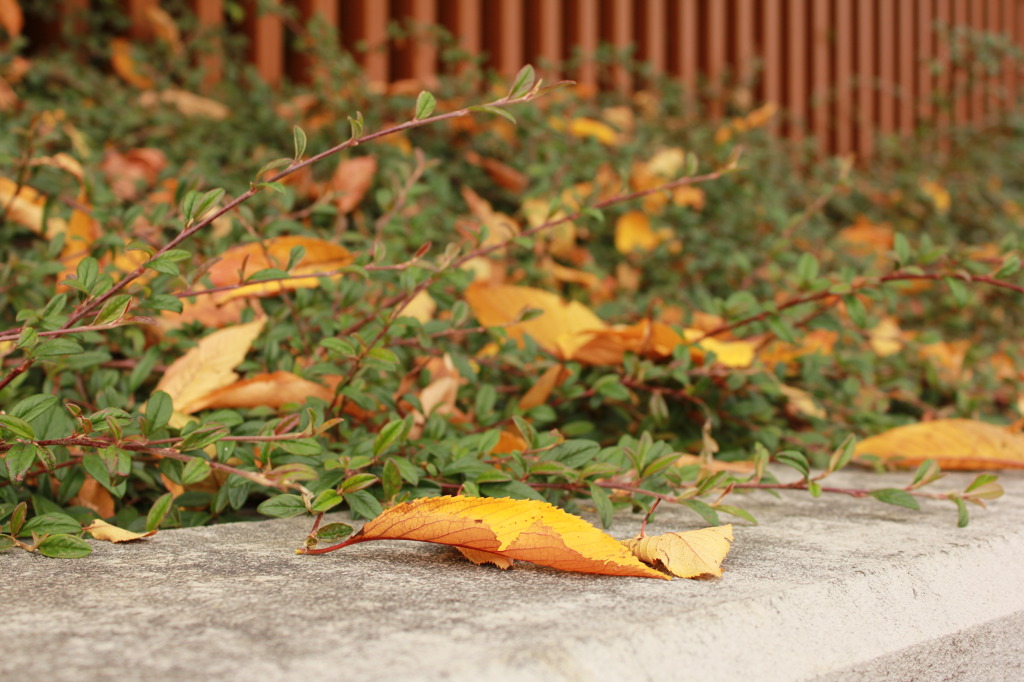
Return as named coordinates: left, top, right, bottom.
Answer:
left=39, top=0, right=1024, bottom=157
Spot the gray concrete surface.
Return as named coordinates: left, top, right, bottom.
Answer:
left=2, top=469, right=1022, bottom=682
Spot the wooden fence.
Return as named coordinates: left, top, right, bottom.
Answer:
left=39, top=1, right=1024, bottom=157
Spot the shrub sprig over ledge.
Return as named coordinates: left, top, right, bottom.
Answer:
left=1, top=12, right=1022, bottom=557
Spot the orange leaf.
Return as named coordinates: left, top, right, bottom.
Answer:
left=855, top=419, right=1024, bottom=470
left=205, top=235, right=354, bottom=302
left=185, top=371, right=334, bottom=413
left=836, top=216, right=894, bottom=258
left=566, top=117, right=621, bottom=145
left=330, top=156, right=377, bottom=214
left=317, top=496, right=668, bottom=579
left=139, top=89, right=229, bottom=120
left=0, top=0, right=23, bottom=37
left=83, top=519, right=158, bottom=543
left=464, top=282, right=606, bottom=360
left=0, top=176, right=61, bottom=236
left=518, top=364, right=567, bottom=411
left=615, top=211, right=664, bottom=253
left=461, top=186, right=520, bottom=247
left=110, top=38, right=155, bottom=89
left=623, top=525, right=734, bottom=578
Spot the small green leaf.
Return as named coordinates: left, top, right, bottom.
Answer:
left=292, top=125, right=307, bottom=160
left=4, top=443, right=36, bottom=480
left=193, top=188, right=225, bottom=222
left=716, top=504, right=758, bottom=525
left=146, top=492, right=174, bottom=532
left=382, top=458, right=402, bottom=499
left=468, top=104, right=517, bottom=125
left=257, top=494, right=307, bottom=518
left=178, top=425, right=229, bottom=451
left=32, top=337, right=84, bottom=358
left=9, top=501, right=27, bottom=536
left=0, top=535, right=14, bottom=551
left=944, top=276, right=970, bottom=308
left=315, top=522, right=353, bottom=542
left=869, top=488, right=920, bottom=511
left=796, top=252, right=819, bottom=285
left=965, top=473, right=998, bottom=493
left=345, top=489, right=383, bottom=519
left=320, top=338, right=357, bottom=356
left=995, top=254, right=1020, bottom=278
left=37, top=533, right=92, bottom=558
left=953, top=496, right=969, bottom=527
left=683, top=499, right=721, bottom=526
left=826, top=434, right=857, bottom=473
left=180, top=458, right=212, bottom=486
left=589, top=483, right=613, bottom=528
left=256, top=157, right=292, bottom=179
left=21, top=512, right=82, bottom=536
left=146, top=391, right=173, bottom=431
left=340, top=473, right=378, bottom=494
left=373, top=419, right=405, bottom=457
left=508, top=64, right=536, bottom=99
left=92, top=295, right=133, bottom=326
left=0, top=414, right=35, bottom=439
left=348, top=111, right=364, bottom=139
left=278, top=438, right=322, bottom=457
left=310, top=489, right=343, bottom=513
left=775, top=450, right=810, bottom=478
left=414, top=90, right=436, bottom=119
left=808, top=480, right=822, bottom=498
left=893, top=232, right=911, bottom=265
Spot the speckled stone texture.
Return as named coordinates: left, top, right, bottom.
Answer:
left=2, top=469, right=1022, bottom=682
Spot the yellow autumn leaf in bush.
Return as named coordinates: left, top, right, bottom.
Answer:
left=464, top=282, right=606, bottom=360
left=206, top=235, right=354, bottom=302
left=302, top=496, right=668, bottom=579
left=615, top=211, right=665, bottom=253
left=919, top=179, right=951, bottom=214
left=623, top=525, right=734, bottom=578
left=567, top=117, right=620, bottom=145
left=855, top=419, right=1024, bottom=470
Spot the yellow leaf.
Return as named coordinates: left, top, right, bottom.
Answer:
left=0, top=0, right=23, bottom=37
left=868, top=316, right=905, bottom=357
left=311, top=496, right=669, bottom=579
left=682, top=329, right=757, bottom=368
left=615, top=210, right=663, bottom=253
left=29, top=152, right=84, bottom=180
left=110, top=38, right=155, bottom=89
left=139, top=89, right=229, bottom=120
left=779, top=384, right=826, bottom=420
left=836, top=216, right=894, bottom=258
left=567, top=117, right=620, bottom=145
left=855, top=419, right=1024, bottom=470
left=401, top=290, right=436, bottom=324
left=0, top=176, right=63, bottom=236
left=464, top=282, right=606, bottom=360
left=623, top=525, right=734, bottom=578
left=153, top=317, right=267, bottom=415
left=184, top=370, right=334, bottom=413
left=205, top=236, right=354, bottom=302
left=83, top=519, right=158, bottom=543
left=919, top=179, right=951, bottom=214
left=462, top=186, right=520, bottom=247
left=145, top=5, right=183, bottom=53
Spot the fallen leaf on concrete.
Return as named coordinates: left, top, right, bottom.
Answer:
left=307, top=496, right=668, bottom=579
left=623, top=525, right=734, bottom=578
left=83, top=519, right=158, bottom=543
left=154, top=317, right=266, bottom=418
left=855, top=418, right=1024, bottom=470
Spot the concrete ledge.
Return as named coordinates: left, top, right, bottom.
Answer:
left=2, top=469, right=1023, bottom=681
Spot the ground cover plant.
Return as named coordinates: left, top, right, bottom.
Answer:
left=0, top=4, right=1020, bottom=562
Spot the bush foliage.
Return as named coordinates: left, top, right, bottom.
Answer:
left=1, top=7, right=1021, bottom=555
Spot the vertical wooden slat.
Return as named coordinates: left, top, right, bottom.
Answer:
left=1003, top=0, right=1018, bottom=107
left=785, top=0, right=807, bottom=141
left=917, top=0, right=934, bottom=126
left=987, top=0, right=1002, bottom=117
left=834, top=0, right=854, bottom=154
left=128, top=0, right=158, bottom=40
left=669, top=0, right=699, bottom=90
left=395, top=0, right=438, bottom=82
left=527, top=0, right=561, bottom=78
left=896, top=0, right=915, bottom=135
left=341, top=0, right=390, bottom=85
left=855, top=0, right=875, bottom=158
left=968, top=1, right=985, bottom=123
left=603, top=0, right=633, bottom=92
left=189, top=0, right=224, bottom=89
left=566, top=0, right=599, bottom=94
left=810, top=0, right=831, bottom=150
left=877, top=0, right=896, bottom=137
left=734, top=0, right=755, bottom=89
left=705, top=0, right=726, bottom=117
left=439, top=0, right=482, bottom=57
left=762, top=0, right=783, bottom=135
left=485, top=0, right=524, bottom=76
left=951, top=0, right=969, bottom=126
left=638, top=0, right=667, bottom=81
left=246, top=0, right=285, bottom=87
left=293, top=0, right=340, bottom=83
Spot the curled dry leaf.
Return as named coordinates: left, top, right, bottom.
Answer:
left=309, top=496, right=668, bottom=579
left=0, top=177, right=57, bottom=236
left=153, top=317, right=266, bottom=418
left=110, top=38, right=155, bottom=89
left=855, top=418, right=1024, bottom=470
left=83, top=519, right=158, bottom=543
left=623, top=525, right=734, bottom=578
left=139, top=89, right=229, bottom=120
left=205, top=235, right=355, bottom=302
